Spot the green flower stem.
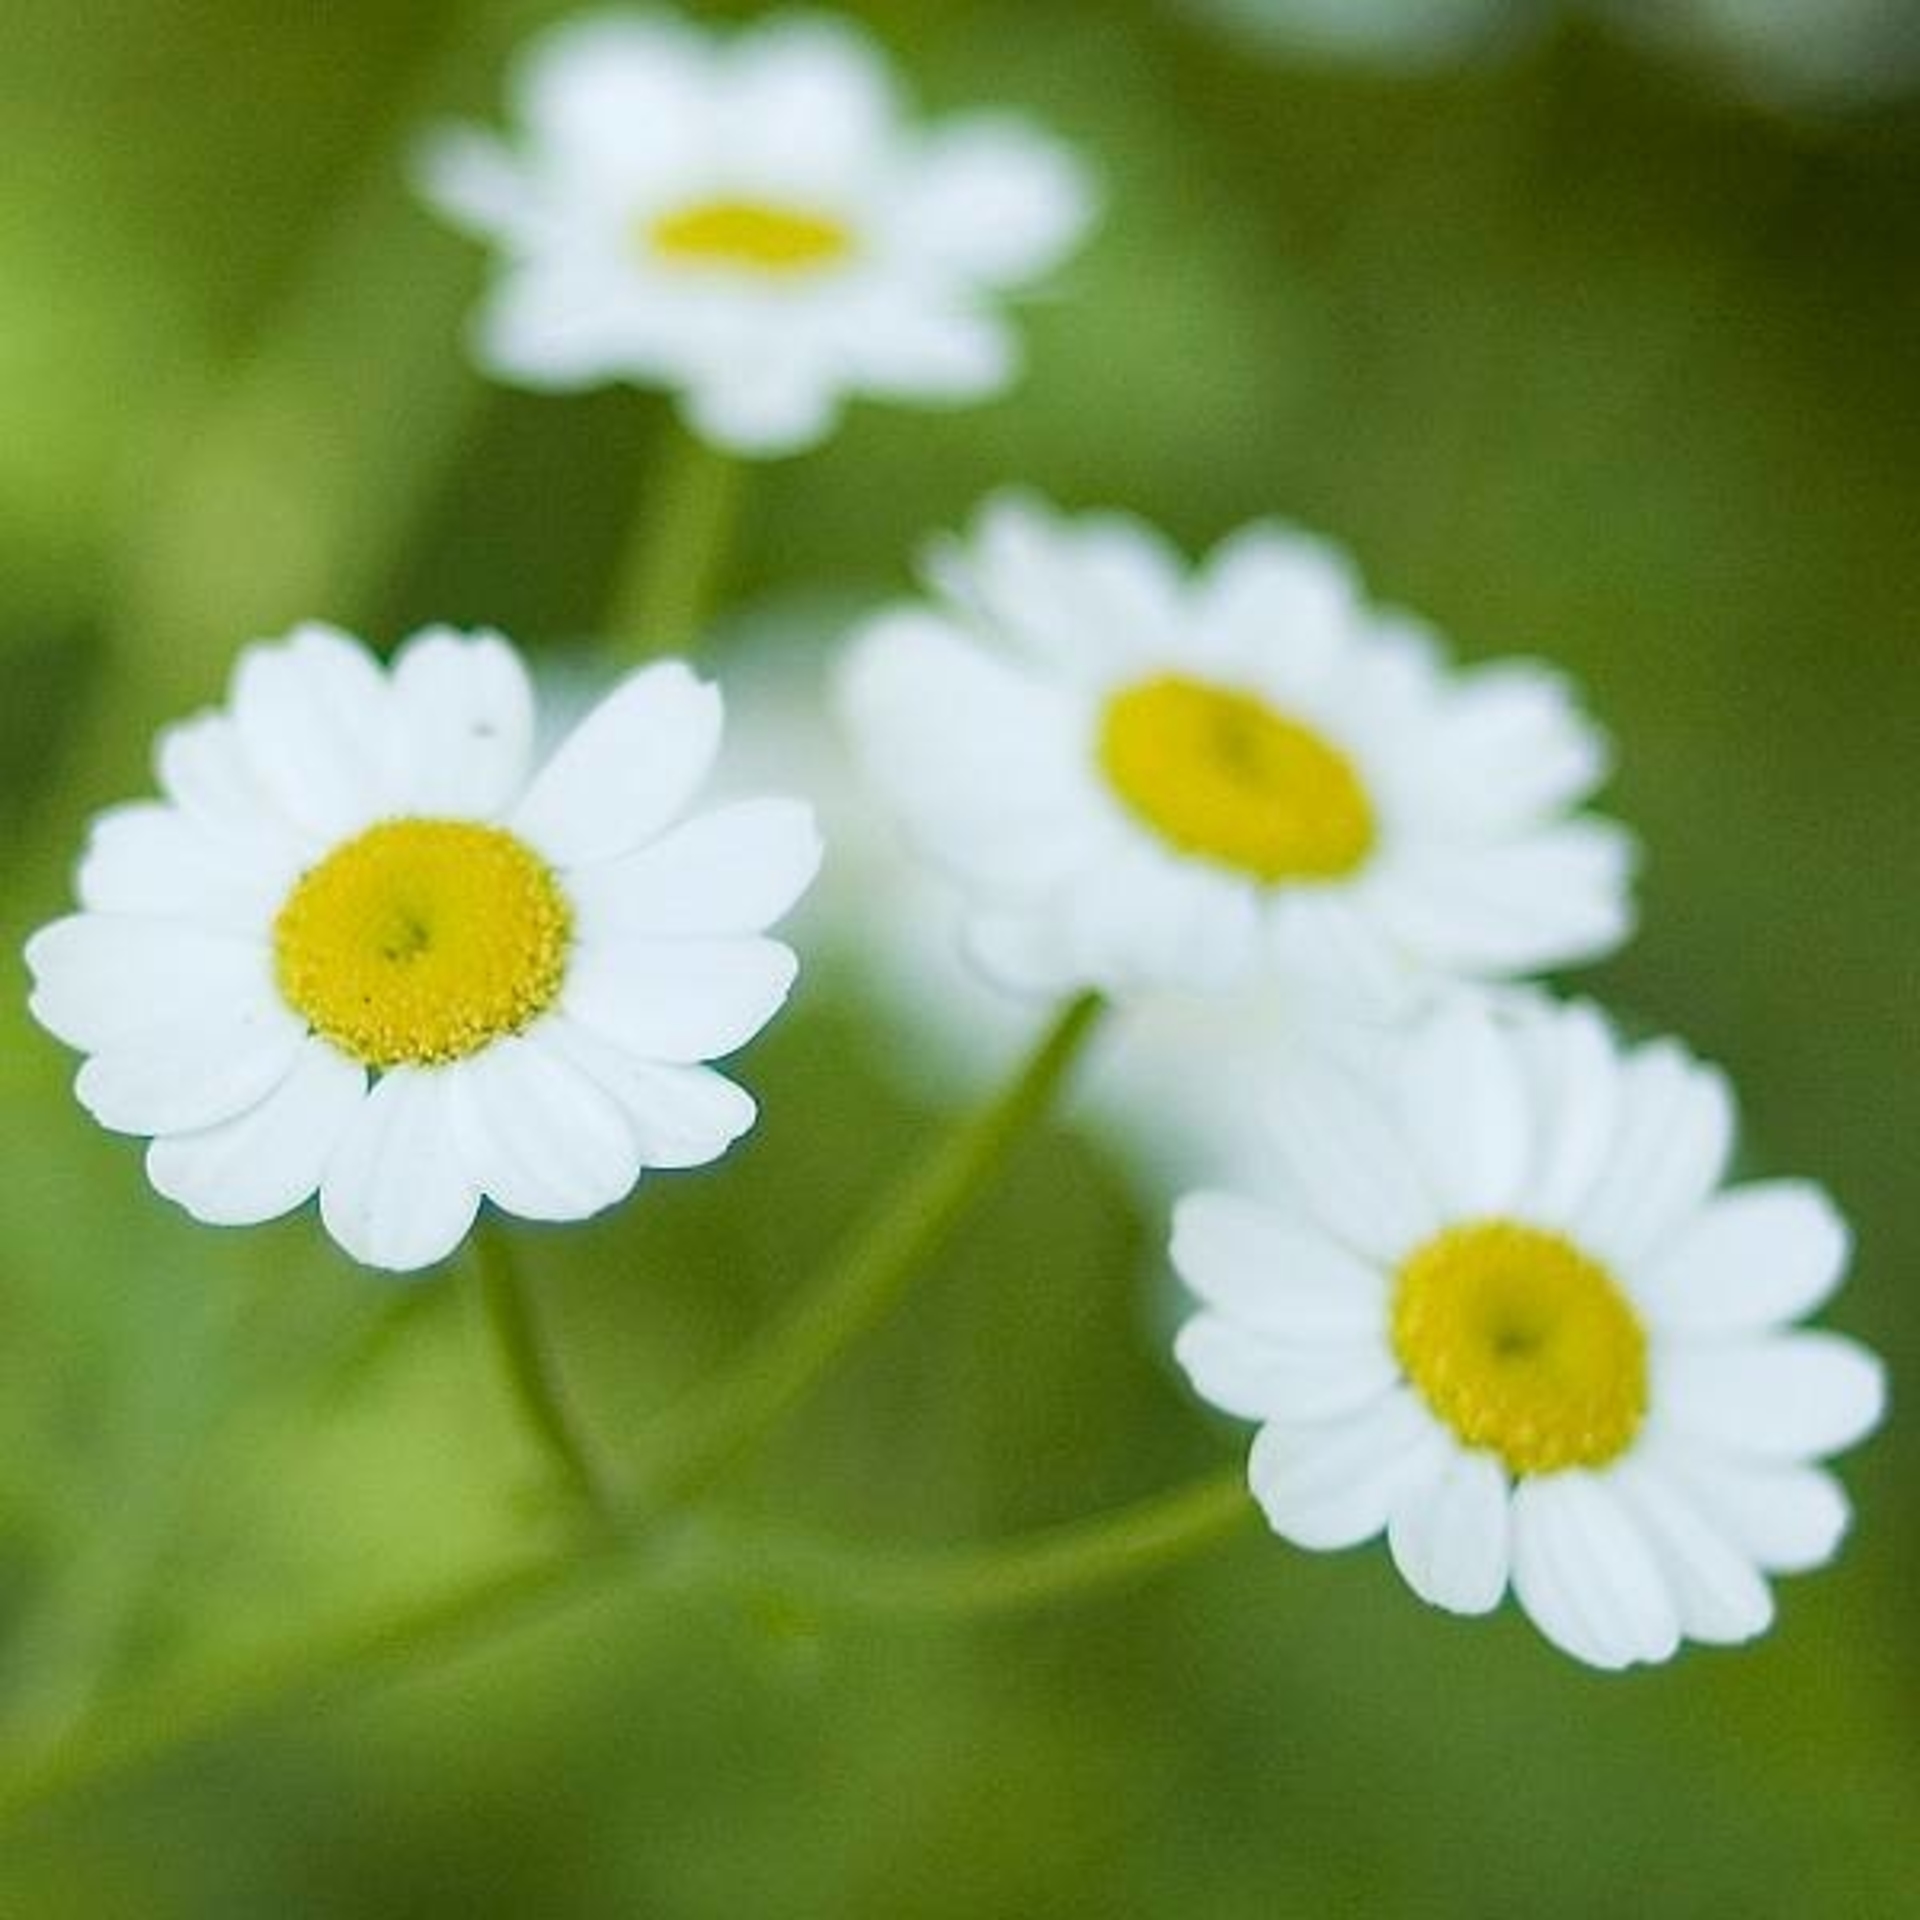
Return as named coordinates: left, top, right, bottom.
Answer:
left=631, top=992, right=1107, bottom=1510
left=0, top=1466, right=1248, bottom=1824
left=0, top=1549, right=607, bottom=1829
left=469, top=1225, right=617, bottom=1524
left=605, top=415, right=747, bottom=658
left=677, top=1465, right=1255, bottom=1619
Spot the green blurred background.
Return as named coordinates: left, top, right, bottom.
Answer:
left=3, top=1, right=1917, bottom=1913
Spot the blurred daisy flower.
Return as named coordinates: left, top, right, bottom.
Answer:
left=416, top=8, right=1096, bottom=456
left=26, top=626, right=820, bottom=1273
left=717, top=607, right=1406, bottom=1200
left=839, top=494, right=1632, bottom=1006
left=1171, top=996, right=1886, bottom=1668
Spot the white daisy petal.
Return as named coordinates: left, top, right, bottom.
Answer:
left=1423, top=662, right=1610, bottom=833
left=928, top=493, right=1185, bottom=684
left=410, top=126, right=546, bottom=245
left=77, top=1003, right=306, bottom=1138
left=1611, top=1456, right=1774, bottom=1646
left=683, top=363, right=845, bottom=460
left=26, top=916, right=275, bottom=1053
left=568, top=798, right=823, bottom=940
left=1170, top=1191, right=1389, bottom=1340
left=1574, top=1040, right=1735, bottom=1270
left=1398, top=998, right=1531, bottom=1217
left=1175, top=1314, right=1399, bottom=1423
left=838, top=609, right=1103, bottom=897
left=1655, top=1334, right=1886, bottom=1461
left=320, top=1069, right=481, bottom=1274
left=1639, top=1182, right=1851, bottom=1335
left=721, top=14, right=897, bottom=191
left=1509, top=998, right=1620, bottom=1224
left=1387, top=1447, right=1510, bottom=1616
left=1060, top=843, right=1262, bottom=996
left=1193, top=522, right=1360, bottom=689
left=1246, top=1390, right=1446, bottom=1551
left=843, top=300, right=1012, bottom=405
left=230, top=623, right=399, bottom=841
left=1369, top=819, right=1637, bottom=977
left=1267, top=1065, right=1437, bottom=1263
left=1647, top=1441, right=1852, bottom=1574
left=472, top=264, right=647, bottom=394
left=390, top=626, right=536, bottom=818
left=543, top=1016, right=758, bottom=1170
left=445, top=1032, right=640, bottom=1222
left=1510, top=1472, right=1682, bottom=1670
left=888, top=113, right=1096, bottom=284
left=1264, top=893, right=1415, bottom=1017
left=147, top=1040, right=367, bottom=1226
left=77, top=803, right=295, bottom=932
left=511, top=12, right=711, bottom=177
left=563, top=935, right=798, bottom=1063
left=154, top=712, right=308, bottom=863
left=511, top=661, right=722, bottom=865
left=963, top=909, right=1082, bottom=998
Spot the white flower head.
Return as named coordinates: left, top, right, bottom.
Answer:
left=26, top=626, right=822, bottom=1274
left=717, top=608, right=1407, bottom=1200
left=1171, top=996, right=1886, bottom=1669
left=415, top=8, right=1097, bottom=456
left=839, top=493, right=1635, bottom=1009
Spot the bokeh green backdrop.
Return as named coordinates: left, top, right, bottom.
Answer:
left=2, top=1, right=1917, bottom=1913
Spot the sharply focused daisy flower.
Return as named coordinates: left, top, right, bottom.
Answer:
left=25, top=626, right=820, bottom=1273
left=840, top=494, right=1633, bottom=1006
left=415, top=9, right=1096, bottom=456
left=1171, top=997, right=1886, bottom=1668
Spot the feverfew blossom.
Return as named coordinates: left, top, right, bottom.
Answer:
left=840, top=494, right=1633, bottom=1007
left=417, top=9, right=1096, bottom=455
left=1172, top=996, right=1886, bottom=1668
left=26, top=626, right=820, bottom=1272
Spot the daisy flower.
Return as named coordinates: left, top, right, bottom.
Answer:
left=25, top=626, right=821, bottom=1274
left=415, top=9, right=1096, bottom=456
left=718, top=609, right=1407, bottom=1199
left=1170, top=996, right=1887, bottom=1669
left=839, top=494, right=1634, bottom=1006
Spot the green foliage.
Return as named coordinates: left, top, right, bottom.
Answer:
left=1, top=1, right=1916, bottom=1913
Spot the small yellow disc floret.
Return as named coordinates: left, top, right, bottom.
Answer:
left=647, top=199, right=854, bottom=275
left=274, top=818, right=572, bottom=1069
left=1098, top=674, right=1375, bottom=883
left=1392, top=1220, right=1648, bottom=1477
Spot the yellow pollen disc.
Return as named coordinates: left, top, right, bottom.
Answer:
left=646, top=198, right=854, bottom=276
left=1097, top=674, right=1376, bottom=883
left=1391, top=1220, right=1648, bottom=1477
left=273, top=818, right=572, bottom=1070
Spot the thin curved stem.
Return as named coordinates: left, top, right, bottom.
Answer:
left=605, top=414, right=746, bottom=658
left=631, top=992, right=1106, bottom=1509
left=0, top=1548, right=608, bottom=1828
left=0, top=1467, right=1248, bottom=1824
left=469, top=1225, right=617, bottom=1523
left=683, top=1465, right=1255, bottom=1619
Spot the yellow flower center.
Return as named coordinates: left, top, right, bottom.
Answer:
left=273, top=818, right=572, bottom=1069
left=1391, top=1220, right=1648, bottom=1477
left=1097, top=674, right=1376, bottom=883
left=645, top=199, right=854, bottom=276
